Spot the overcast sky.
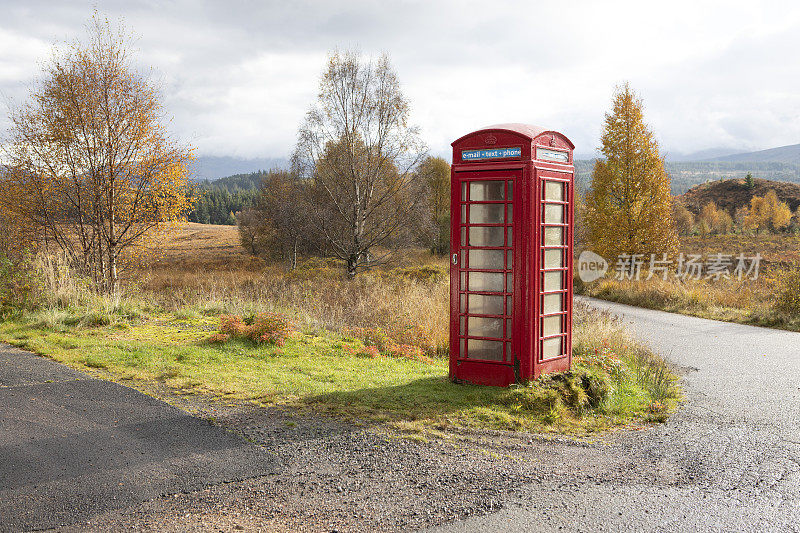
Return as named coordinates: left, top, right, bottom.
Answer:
left=2, top=0, right=800, bottom=160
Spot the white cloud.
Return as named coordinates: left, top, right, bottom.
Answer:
left=2, top=0, right=800, bottom=158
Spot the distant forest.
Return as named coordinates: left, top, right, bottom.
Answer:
left=191, top=162, right=800, bottom=226
left=574, top=160, right=800, bottom=195
left=187, top=171, right=268, bottom=225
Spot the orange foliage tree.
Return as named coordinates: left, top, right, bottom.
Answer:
left=0, top=16, right=193, bottom=293
left=585, top=84, right=678, bottom=259
left=744, top=190, right=792, bottom=233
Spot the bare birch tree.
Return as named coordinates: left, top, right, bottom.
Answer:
left=293, top=50, right=428, bottom=277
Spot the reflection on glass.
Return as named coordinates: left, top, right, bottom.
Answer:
left=544, top=271, right=562, bottom=292
left=543, top=293, right=563, bottom=314
left=469, top=249, right=503, bottom=269
left=542, top=316, right=562, bottom=337
left=461, top=227, right=467, bottom=246
left=542, top=337, right=562, bottom=359
left=506, top=342, right=511, bottom=359
left=506, top=295, right=512, bottom=314
left=468, top=317, right=502, bottom=338
left=506, top=251, right=512, bottom=269
left=469, top=181, right=505, bottom=201
left=460, top=316, right=465, bottom=335
left=460, top=271, right=467, bottom=290
left=544, top=181, right=564, bottom=202
left=505, top=319, right=511, bottom=338
left=459, top=295, right=466, bottom=313
left=461, top=204, right=466, bottom=223
left=544, top=227, right=563, bottom=246
left=508, top=181, right=514, bottom=200
left=468, top=294, right=504, bottom=315
left=506, top=227, right=513, bottom=246
left=544, top=249, right=563, bottom=269
left=507, top=205, right=513, bottom=223
left=506, top=272, right=513, bottom=291
left=467, top=339, right=503, bottom=361
left=460, top=338, right=466, bottom=357
left=461, top=182, right=467, bottom=201
left=544, top=204, right=564, bottom=224
left=469, top=272, right=504, bottom=292
left=470, top=204, right=505, bottom=224
left=469, top=226, right=504, bottom=247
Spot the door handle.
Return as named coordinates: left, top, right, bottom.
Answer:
left=452, top=253, right=458, bottom=265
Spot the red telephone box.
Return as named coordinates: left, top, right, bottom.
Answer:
left=449, top=124, right=575, bottom=386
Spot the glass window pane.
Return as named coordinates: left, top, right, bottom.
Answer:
left=544, top=204, right=564, bottom=224
left=467, top=339, right=503, bottom=361
left=468, top=249, right=504, bottom=269
left=469, top=272, right=504, bottom=292
left=544, top=181, right=564, bottom=202
left=469, top=204, right=505, bottom=224
left=506, top=342, right=512, bottom=359
left=505, top=319, right=511, bottom=338
left=468, top=316, right=503, bottom=338
left=506, top=295, right=512, bottom=313
left=543, top=293, right=563, bottom=314
left=506, top=251, right=512, bottom=269
left=507, top=205, right=513, bottom=223
left=544, top=227, right=563, bottom=246
left=460, top=315, right=466, bottom=335
left=506, top=272, right=513, bottom=291
left=542, top=316, right=562, bottom=337
left=544, top=249, right=563, bottom=269
left=460, top=295, right=466, bottom=313
left=461, top=227, right=467, bottom=246
left=460, top=338, right=466, bottom=357
left=542, top=337, right=563, bottom=359
left=461, top=204, right=466, bottom=223
left=468, top=294, right=504, bottom=315
left=469, top=181, right=505, bottom=201
left=508, top=181, right=513, bottom=200
left=469, top=226, right=504, bottom=247
left=460, top=271, right=467, bottom=290
left=461, top=182, right=468, bottom=201
left=506, top=227, right=513, bottom=246
left=544, top=271, right=563, bottom=292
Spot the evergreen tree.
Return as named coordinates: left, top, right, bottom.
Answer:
left=745, top=172, right=755, bottom=189
left=585, top=83, right=678, bottom=259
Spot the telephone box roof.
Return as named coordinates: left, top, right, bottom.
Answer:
left=451, top=123, right=575, bottom=149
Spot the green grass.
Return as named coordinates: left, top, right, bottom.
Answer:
left=0, top=303, right=680, bottom=435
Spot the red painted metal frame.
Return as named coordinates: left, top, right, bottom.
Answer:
left=450, top=124, right=574, bottom=386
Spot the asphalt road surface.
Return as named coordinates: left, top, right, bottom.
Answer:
left=432, top=297, right=800, bottom=532
left=0, top=345, right=275, bottom=532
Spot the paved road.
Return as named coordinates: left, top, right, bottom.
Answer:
left=433, top=298, right=800, bottom=532
left=0, top=345, right=275, bottom=532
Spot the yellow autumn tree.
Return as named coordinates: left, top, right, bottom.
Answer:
left=0, top=16, right=194, bottom=293
left=744, top=190, right=792, bottom=232
left=585, top=84, right=678, bottom=259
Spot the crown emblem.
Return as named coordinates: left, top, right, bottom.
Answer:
left=485, top=134, right=497, bottom=145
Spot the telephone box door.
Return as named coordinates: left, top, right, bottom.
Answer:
left=451, top=170, right=519, bottom=386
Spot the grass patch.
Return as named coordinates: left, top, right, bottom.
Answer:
left=0, top=302, right=679, bottom=435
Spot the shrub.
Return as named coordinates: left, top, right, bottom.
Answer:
left=210, top=312, right=293, bottom=346
left=346, top=326, right=434, bottom=363
left=775, top=269, right=800, bottom=315
left=0, top=253, right=35, bottom=313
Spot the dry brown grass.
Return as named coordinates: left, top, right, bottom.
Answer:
left=577, top=232, right=800, bottom=330
left=133, top=223, right=450, bottom=354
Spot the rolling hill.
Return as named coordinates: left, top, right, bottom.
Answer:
left=678, top=177, right=800, bottom=214
left=188, top=156, right=288, bottom=182
left=711, top=144, right=800, bottom=165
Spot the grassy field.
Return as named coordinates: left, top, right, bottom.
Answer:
left=576, top=234, right=800, bottom=331
left=0, top=223, right=680, bottom=435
